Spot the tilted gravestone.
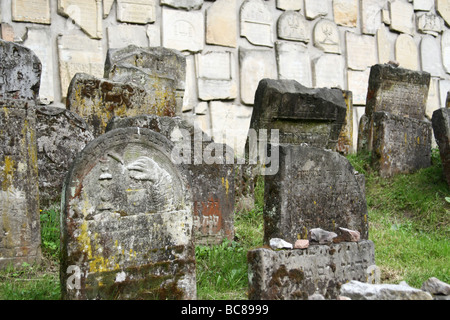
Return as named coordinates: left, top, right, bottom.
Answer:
left=104, top=45, right=186, bottom=116
left=61, top=128, right=196, bottom=300
left=36, top=105, right=94, bottom=206
left=0, top=40, right=42, bottom=269
left=264, top=145, right=369, bottom=245
left=106, top=115, right=235, bottom=245
left=372, top=112, right=432, bottom=178
left=249, top=79, right=347, bottom=151
left=248, top=240, right=375, bottom=300
left=66, top=73, right=172, bottom=137
left=432, top=108, right=450, bottom=185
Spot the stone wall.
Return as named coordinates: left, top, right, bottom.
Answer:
left=1, top=0, right=450, bottom=155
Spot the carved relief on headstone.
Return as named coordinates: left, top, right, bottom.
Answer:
left=104, top=45, right=186, bottom=115
left=442, top=30, right=450, bottom=74
left=58, top=0, right=103, bottom=39
left=116, top=0, right=156, bottom=24
left=346, top=32, right=377, bottom=71
left=432, top=108, right=450, bottom=185
left=313, top=19, right=341, bottom=54
left=36, top=106, right=94, bottom=206
left=206, top=0, right=237, bottom=48
left=436, top=0, right=450, bottom=26
left=160, top=0, right=203, bottom=10
left=23, top=28, right=54, bottom=104
left=240, top=0, right=274, bottom=47
left=360, top=0, right=386, bottom=35
left=0, top=99, right=41, bottom=269
left=304, top=0, right=329, bottom=20
left=277, top=11, right=309, bottom=43
left=420, top=36, right=444, bottom=78
left=276, top=0, right=302, bottom=11
left=61, top=128, right=196, bottom=300
left=389, top=0, right=415, bottom=35
left=239, top=48, right=277, bottom=105
left=195, top=51, right=237, bottom=101
left=162, top=7, right=204, bottom=52
left=377, top=26, right=392, bottom=64
left=333, top=0, right=357, bottom=27
left=57, top=35, right=103, bottom=100
left=107, top=25, right=149, bottom=49
left=312, top=54, right=345, bottom=89
left=0, top=39, right=42, bottom=102
left=395, top=34, right=419, bottom=70
left=263, top=145, right=369, bottom=245
left=275, top=41, right=312, bottom=87
left=12, top=0, right=51, bottom=24
left=417, top=13, right=443, bottom=36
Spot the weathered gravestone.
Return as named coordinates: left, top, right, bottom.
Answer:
left=264, top=145, right=369, bottom=245
left=36, top=105, right=94, bottom=206
left=360, top=63, right=431, bottom=152
left=66, top=73, right=173, bottom=137
left=372, top=112, right=432, bottom=178
left=249, top=79, right=347, bottom=152
left=432, top=108, right=450, bottom=185
left=61, top=128, right=196, bottom=299
left=104, top=45, right=186, bottom=116
left=0, top=99, right=41, bottom=268
left=247, top=240, right=376, bottom=300
left=0, top=40, right=42, bottom=269
left=106, top=115, right=235, bottom=245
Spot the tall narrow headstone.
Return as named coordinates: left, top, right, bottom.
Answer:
left=104, top=45, right=186, bottom=115
left=61, top=128, right=196, bottom=300
left=432, top=108, right=450, bottom=186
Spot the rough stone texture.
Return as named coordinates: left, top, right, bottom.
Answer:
left=104, top=45, right=186, bottom=116
left=340, top=280, right=433, bottom=300
left=247, top=240, right=375, bottom=300
left=432, top=108, right=450, bottom=185
left=106, top=115, right=235, bottom=246
left=12, top=0, right=51, bottom=24
left=160, top=0, right=203, bottom=10
left=421, top=277, right=450, bottom=296
left=336, top=90, right=354, bottom=155
left=264, top=145, right=369, bottom=245
left=269, top=238, right=293, bottom=250
left=0, top=99, right=41, bottom=269
left=250, top=79, right=347, bottom=151
left=0, top=39, right=42, bottom=102
left=61, top=128, right=196, bottom=300
left=36, top=105, right=94, bottom=206
left=66, top=73, right=176, bottom=137
left=372, top=111, right=432, bottom=178
left=308, top=228, right=337, bottom=245
left=205, top=0, right=237, bottom=48
left=363, top=64, right=431, bottom=151
left=277, top=11, right=309, bottom=43
left=57, top=0, right=103, bottom=39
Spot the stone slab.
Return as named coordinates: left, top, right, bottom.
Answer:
left=337, top=91, right=354, bottom=155
left=432, top=108, right=450, bottom=186
left=304, top=0, right=329, bottom=20
left=333, top=0, right=358, bottom=27
left=346, top=32, right=377, bottom=71
left=389, top=0, right=415, bottom=35
left=61, top=127, right=196, bottom=300
left=347, top=68, right=370, bottom=105
left=275, top=41, right=312, bottom=87
left=12, top=0, right=51, bottom=24
left=417, top=12, right=443, bottom=36
left=414, top=0, right=434, bottom=11
left=420, top=36, right=444, bottom=78
left=442, top=31, right=450, bottom=74
left=58, top=0, right=102, bottom=39
left=0, top=99, right=41, bottom=269
left=240, top=0, right=274, bottom=47
left=276, top=0, right=302, bottom=11
left=206, top=0, right=237, bottom=48
left=248, top=241, right=375, bottom=300
left=437, top=0, right=450, bottom=26
left=395, top=34, right=419, bottom=71
left=1, top=23, right=15, bottom=42
left=312, top=54, right=345, bottom=89
left=160, top=0, right=203, bottom=10
left=377, top=26, right=392, bottom=64
left=361, top=0, right=386, bottom=35
left=313, top=19, right=341, bottom=54
left=277, top=11, right=309, bottom=43
left=372, top=111, right=432, bottom=177
left=116, top=0, right=156, bottom=24
left=107, top=25, right=149, bottom=49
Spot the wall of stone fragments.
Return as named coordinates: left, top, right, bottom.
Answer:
left=1, top=0, right=450, bottom=155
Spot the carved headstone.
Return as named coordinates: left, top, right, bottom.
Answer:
left=395, top=34, right=419, bottom=71
left=277, top=11, right=309, bottom=43
left=106, top=115, right=236, bottom=245
left=205, top=0, right=237, bottom=48
left=432, top=108, right=450, bottom=185
left=248, top=241, right=375, bottom=300
left=61, top=128, right=196, bottom=300
left=312, top=54, right=345, bottom=89
left=275, top=41, right=312, bottom=87
left=346, top=32, right=377, bottom=71
left=372, top=112, right=432, bottom=177
left=417, top=13, right=443, bottom=37
left=36, top=106, right=94, bottom=206
left=58, top=0, right=103, bottom=39
left=420, top=36, right=444, bottom=78
left=263, top=145, right=369, bottom=245
left=116, top=0, right=156, bottom=24
left=104, top=45, right=186, bottom=115
left=12, top=0, right=51, bottom=24
left=240, top=0, right=273, bottom=47
left=313, top=19, right=341, bottom=54
left=250, top=79, right=347, bottom=150
left=333, top=0, right=357, bottom=28
left=389, top=0, right=415, bottom=35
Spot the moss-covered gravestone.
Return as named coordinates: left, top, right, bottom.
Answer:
left=61, top=128, right=196, bottom=300
left=432, top=108, right=450, bottom=185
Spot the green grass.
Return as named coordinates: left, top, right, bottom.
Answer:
left=1, top=150, right=449, bottom=299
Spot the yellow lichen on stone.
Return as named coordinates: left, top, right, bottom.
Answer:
left=1, top=156, right=15, bottom=191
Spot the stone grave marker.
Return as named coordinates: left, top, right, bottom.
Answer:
left=104, top=45, right=186, bottom=115
left=57, top=0, right=103, bottom=39
left=277, top=11, right=309, bottom=43
left=240, top=0, right=274, bottom=47
left=275, top=41, right=312, bottom=87
left=36, top=105, right=94, bottom=206
left=116, top=0, right=156, bottom=24
left=432, top=108, right=450, bottom=185
left=248, top=241, right=375, bottom=300
left=249, top=79, right=347, bottom=151
left=0, top=99, right=41, bottom=269
left=313, top=19, right=341, bottom=54
left=205, top=0, right=237, bottom=48
left=106, top=115, right=235, bottom=245
left=61, top=128, right=196, bottom=300
left=263, top=145, right=369, bottom=245
left=12, top=0, right=51, bottom=24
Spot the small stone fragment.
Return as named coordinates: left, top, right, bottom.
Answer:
left=269, top=238, right=293, bottom=250
left=334, top=227, right=361, bottom=243
left=308, top=293, right=325, bottom=300
left=294, top=239, right=309, bottom=249
left=421, top=277, right=450, bottom=296
left=308, top=228, right=338, bottom=245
